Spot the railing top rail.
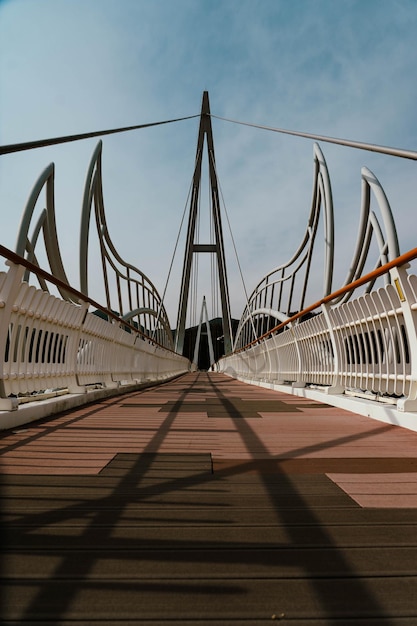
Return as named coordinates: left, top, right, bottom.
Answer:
left=0, top=244, right=179, bottom=356
left=231, top=246, right=417, bottom=355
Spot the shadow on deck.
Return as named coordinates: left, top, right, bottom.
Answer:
left=2, top=372, right=417, bottom=624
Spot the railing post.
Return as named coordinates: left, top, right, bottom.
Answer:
left=390, top=265, right=417, bottom=411
left=291, top=325, right=306, bottom=388
left=0, top=262, right=26, bottom=410
left=320, top=303, right=345, bottom=394
left=68, top=301, right=89, bottom=394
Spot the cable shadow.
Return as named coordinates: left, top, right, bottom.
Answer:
left=2, top=371, right=411, bottom=622
left=3, top=372, right=205, bottom=621
left=206, top=372, right=398, bottom=625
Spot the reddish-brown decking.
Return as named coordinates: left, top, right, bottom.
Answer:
left=2, top=372, right=417, bottom=624
left=2, top=372, right=417, bottom=507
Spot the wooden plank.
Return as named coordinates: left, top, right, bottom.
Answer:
left=2, top=372, right=417, bottom=623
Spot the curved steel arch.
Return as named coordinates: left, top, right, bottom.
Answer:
left=79, top=141, right=174, bottom=349
left=15, top=163, right=76, bottom=302
left=332, top=166, right=400, bottom=306
left=234, top=143, right=334, bottom=349
left=13, top=140, right=175, bottom=350
left=122, top=307, right=173, bottom=345
left=234, top=143, right=401, bottom=350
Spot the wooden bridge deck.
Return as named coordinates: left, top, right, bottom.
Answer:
left=2, top=371, right=417, bottom=624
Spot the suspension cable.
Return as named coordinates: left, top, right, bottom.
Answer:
left=0, top=114, right=199, bottom=155
left=208, top=151, right=258, bottom=342
left=151, top=162, right=197, bottom=340
left=210, top=114, right=417, bottom=161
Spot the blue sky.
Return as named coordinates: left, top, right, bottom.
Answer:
left=1, top=0, right=416, bottom=326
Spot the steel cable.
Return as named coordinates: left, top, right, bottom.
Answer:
left=210, top=114, right=417, bottom=160
left=0, top=114, right=199, bottom=155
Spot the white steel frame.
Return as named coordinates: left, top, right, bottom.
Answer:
left=1, top=97, right=416, bottom=425
left=218, top=254, right=417, bottom=413
left=15, top=141, right=174, bottom=350
left=0, top=257, right=189, bottom=412
left=234, top=144, right=400, bottom=351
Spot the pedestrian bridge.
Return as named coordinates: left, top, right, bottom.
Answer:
left=2, top=92, right=417, bottom=623
left=1, top=92, right=417, bottom=432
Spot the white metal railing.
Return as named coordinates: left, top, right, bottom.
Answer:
left=14, top=141, right=175, bottom=350
left=2, top=104, right=417, bottom=418
left=233, top=146, right=401, bottom=351
left=0, top=250, right=190, bottom=412
left=217, top=251, right=417, bottom=412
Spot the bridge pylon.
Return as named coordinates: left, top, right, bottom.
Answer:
left=175, top=91, right=233, bottom=356
left=193, top=296, right=215, bottom=368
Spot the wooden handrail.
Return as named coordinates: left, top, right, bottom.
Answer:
left=0, top=244, right=180, bottom=356
left=232, top=246, right=417, bottom=354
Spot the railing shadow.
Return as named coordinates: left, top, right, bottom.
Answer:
left=1, top=371, right=408, bottom=622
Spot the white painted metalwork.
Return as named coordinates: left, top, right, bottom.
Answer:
left=2, top=93, right=416, bottom=422
left=15, top=141, right=174, bottom=350
left=218, top=251, right=417, bottom=412
left=234, top=143, right=401, bottom=350
left=79, top=141, right=174, bottom=349
left=0, top=257, right=189, bottom=411
left=222, top=131, right=416, bottom=414
left=1, top=132, right=191, bottom=416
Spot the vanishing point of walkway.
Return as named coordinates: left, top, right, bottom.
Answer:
left=2, top=372, right=417, bottom=624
